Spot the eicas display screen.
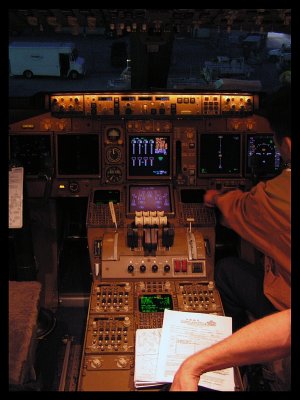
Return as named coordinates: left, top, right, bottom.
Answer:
left=129, top=185, right=172, bottom=213
left=246, top=134, right=282, bottom=176
left=127, top=134, right=171, bottom=178
left=138, top=294, right=173, bottom=313
left=56, top=134, right=100, bottom=177
left=198, top=133, right=241, bottom=176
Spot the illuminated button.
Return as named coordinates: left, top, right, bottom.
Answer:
left=174, top=260, right=181, bottom=272
left=181, top=260, right=187, bottom=272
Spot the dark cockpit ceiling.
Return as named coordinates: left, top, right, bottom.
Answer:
left=9, top=9, right=291, bottom=35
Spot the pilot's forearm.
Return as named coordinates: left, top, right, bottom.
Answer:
left=170, top=309, right=291, bottom=391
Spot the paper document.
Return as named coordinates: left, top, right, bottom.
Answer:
left=134, top=328, right=163, bottom=388
left=156, top=309, right=235, bottom=391
left=134, top=309, right=235, bottom=391
left=9, top=167, right=24, bottom=229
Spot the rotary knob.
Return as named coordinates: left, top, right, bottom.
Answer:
left=164, top=281, right=171, bottom=290
left=128, top=264, right=134, bottom=273
left=140, top=265, right=146, bottom=273
left=116, top=357, right=129, bottom=368
left=124, top=282, right=131, bottom=292
left=152, top=264, right=158, bottom=272
left=164, top=264, right=171, bottom=272
left=90, top=358, right=102, bottom=368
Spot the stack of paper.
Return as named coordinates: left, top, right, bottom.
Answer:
left=134, top=309, right=235, bottom=391
left=9, top=167, right=24, bottom=229
left=134, top=328, right=164, bottom=388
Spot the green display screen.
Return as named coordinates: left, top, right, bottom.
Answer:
left=138, top=294, right=173, bottom=313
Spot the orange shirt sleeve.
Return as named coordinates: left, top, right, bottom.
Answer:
left=215, top=174, right=290, bottom=264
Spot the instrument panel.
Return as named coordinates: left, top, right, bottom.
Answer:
left=78, top=279, right=226, bottom=392
left=9, top=91, right=277, bottom=392
left=9, top=91, right=275, bottom=199
left=49, top=92, right=258, bottom=117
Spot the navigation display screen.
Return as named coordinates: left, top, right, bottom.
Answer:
left=246, top=134, right=282, bottom=176
left=56, top=133, right=100, bottom=177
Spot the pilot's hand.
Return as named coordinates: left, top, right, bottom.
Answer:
left=170, top=364, right=199, bottom=391
left=203, top=190, right=221, bottom=208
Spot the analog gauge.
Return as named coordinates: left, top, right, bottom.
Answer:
left=106, top=128, right=121, bottom=143
left=105, top=166, right=122, bottom=183
left=69, top=181, right=80, bottom=193
left=106, top=147, right=122, bottom=163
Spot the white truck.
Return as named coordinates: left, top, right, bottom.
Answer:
left=9, top=41, right=86, bottom=79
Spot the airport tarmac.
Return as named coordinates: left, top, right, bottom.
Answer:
left=9, top=30, right=290, bottom=97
